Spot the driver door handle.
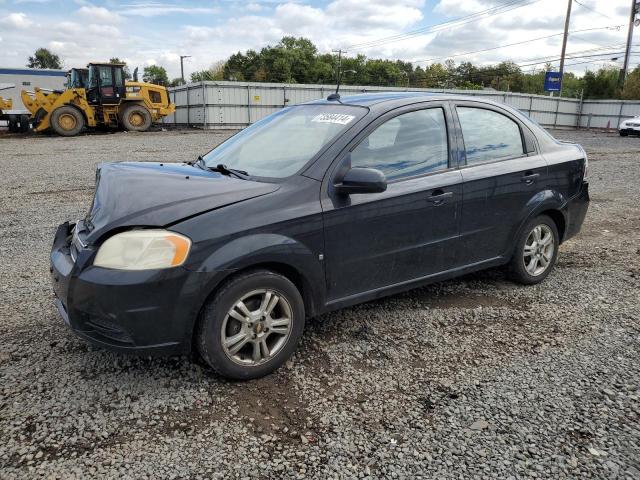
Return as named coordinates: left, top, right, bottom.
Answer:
left=427, top=190, right=453, bottom=205
left=521, top=172, right=540, bottom=184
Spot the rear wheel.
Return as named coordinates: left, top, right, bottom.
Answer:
left=120, top=104, right=152, bottom=132
left=620, top=130, right=629, bottom=136
left=8, top=116, right=18, bottom=133
left=197, top=270, right=305, bottom=380
left=19, top=114, right=30, bottom=133
left=50, top=106, right=85, bottom=136
left=509, top=215, right=559, bottom=285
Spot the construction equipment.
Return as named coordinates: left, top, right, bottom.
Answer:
left=0, top=85, right=30, bottom=133
left=21, top=62, right=175, bottom=136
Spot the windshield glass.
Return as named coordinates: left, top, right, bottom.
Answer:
left=202, top=104, right=367, bottom=178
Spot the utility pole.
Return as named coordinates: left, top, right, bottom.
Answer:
left=180, top=55, right=191, bottom=85
left=621, top=0, right=639, bottom=86
left=558, top=0, right=573, bottom=96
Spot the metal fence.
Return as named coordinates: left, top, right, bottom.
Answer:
left=163, top=80, right=640, bottom=130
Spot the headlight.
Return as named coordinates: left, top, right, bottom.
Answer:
left=94, top=230, right=191, bottom=270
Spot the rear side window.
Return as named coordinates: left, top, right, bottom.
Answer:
left=457, top=107, right=524, bottom=164
left=351, top=108, right=449, bottom=181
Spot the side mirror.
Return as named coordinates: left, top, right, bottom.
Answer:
left=335, top=167, right=387, bottom=195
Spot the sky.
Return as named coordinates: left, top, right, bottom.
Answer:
left=0, top=0, right=636, bottom=80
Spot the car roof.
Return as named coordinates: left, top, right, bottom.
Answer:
left=307, top=91, right=507, bottom=108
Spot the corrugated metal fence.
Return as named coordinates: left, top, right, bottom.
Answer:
left=164, top=80, right=640, bottom=130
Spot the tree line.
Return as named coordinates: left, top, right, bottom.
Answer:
left=24, top=42, right=640, bottom=100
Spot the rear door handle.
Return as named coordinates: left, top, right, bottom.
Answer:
left=427, top=190, right=453, bottom=205
left=521, top=172, right=540, bottom=184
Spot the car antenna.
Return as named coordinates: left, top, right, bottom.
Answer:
left=327, top=49, right=346, bottom=102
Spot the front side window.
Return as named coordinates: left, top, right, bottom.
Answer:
left=351, top=108, right=449, bottom=181
left=203, top=105, right=366, bottom=178
left=99, top=66, right=113, bottom=87
left=457, top=107, right=524, bottom=164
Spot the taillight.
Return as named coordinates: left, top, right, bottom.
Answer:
left=578, top=145, right=588, bottom=180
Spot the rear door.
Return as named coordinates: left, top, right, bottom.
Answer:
left=322, top=103, right=463, bottom=301
left=453, top=102, right=548, bottom=264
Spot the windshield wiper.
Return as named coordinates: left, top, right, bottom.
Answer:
left=187, top=155, right=205, bottom=168
left=207, top=163, right=250, bottom=180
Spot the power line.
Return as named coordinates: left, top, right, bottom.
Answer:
left=573, top=0, right=613, bottom=19
left=344, top=0, right=543, bottom=51
left=412, top=25, right=623, bottom=64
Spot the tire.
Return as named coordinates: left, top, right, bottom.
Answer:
left=19, top=114, right=30, bottom=133
left=509, top=214, right=559, bottom=285
left=50, top=106, right=85, bottom=136
left=8, top=117, right=18, bottom=133
left=120, top=104, right=152, bottom=132
left=197, top=270, right=305, bottom=380
left=620, top=131, right=629, bottom=136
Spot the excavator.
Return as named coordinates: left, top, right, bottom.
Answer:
left=21, top=62, right=175, bottom=136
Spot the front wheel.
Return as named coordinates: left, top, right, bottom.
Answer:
left=509, top=215, right=559, bottom=285
left=120, top=104, right=152, bottom=132
left=50, top=106, right=85, bottom=136
left=620, top=131, right=629, bottom=136
left=196, top=270, right=305, bottom=379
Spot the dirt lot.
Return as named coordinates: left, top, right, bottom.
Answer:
left=0, top=128, right=639, bottom=479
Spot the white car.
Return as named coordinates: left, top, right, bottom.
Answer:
left=619, top=116, right=640, bottom=136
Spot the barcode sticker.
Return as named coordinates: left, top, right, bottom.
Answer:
left=311, top=113, right=355, bottom=125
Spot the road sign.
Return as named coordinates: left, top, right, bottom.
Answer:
left=544, top=71, right=562, bottom=92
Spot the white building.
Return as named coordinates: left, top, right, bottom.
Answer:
left=0, top=67, right=67, bottom=110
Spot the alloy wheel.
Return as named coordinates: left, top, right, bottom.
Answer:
left=221, top=289, right=293, bottom=366
left=523, top=224, right=555, bottom=276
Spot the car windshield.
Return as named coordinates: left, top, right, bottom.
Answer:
left=202, top=104, right=367, bottom=178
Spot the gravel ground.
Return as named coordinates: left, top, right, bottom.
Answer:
left=0, top=128, right=638, bottom=479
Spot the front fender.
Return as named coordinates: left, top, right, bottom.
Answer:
left=186, top=233, right=325, bottom=316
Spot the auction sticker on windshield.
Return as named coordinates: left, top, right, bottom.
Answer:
left=311, top=113, right=356, bottom=125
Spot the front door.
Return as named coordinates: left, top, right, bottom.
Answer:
left=453, top=103, right=548, bottom=264
left=322, top=105, right=463, bottom=302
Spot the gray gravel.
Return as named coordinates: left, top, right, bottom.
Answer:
left=1, top=128, right=639, bottom=479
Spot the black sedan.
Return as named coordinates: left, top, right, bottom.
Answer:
left=50, top=92, right=590, bottom=379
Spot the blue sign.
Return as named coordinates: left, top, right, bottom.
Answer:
left=544, top=71, right=562, bottom=92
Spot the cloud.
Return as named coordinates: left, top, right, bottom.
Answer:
left=0, top=12, right=33, bottom=28
left=118, top=2, right=219, bottom=17
left=77, top=5, right=122, bottom=24
left=246, top=3, right=263, bottom=12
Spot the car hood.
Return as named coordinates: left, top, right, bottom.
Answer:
left=83, top=162, right=279, bottom=243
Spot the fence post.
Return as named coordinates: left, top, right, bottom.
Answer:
left=245, top=85, right=251, bottom=126
left=587, top=113, right=592, bottom=130
left=553, top=97, right=560, bottom=129
left=201, top=81, right=206, bottom=129
left=617, top=101, right=624, bottom=130
left=186, top=84, right=190, bottom=127
left=575, top=94, right=583, bottom=129
left=528, top=95, right=533, bottom=116
left=283, top=85, right=287, bottom=108
left=172, top=89, right=176, bottom=127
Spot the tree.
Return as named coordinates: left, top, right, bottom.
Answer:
left=109, top=58, right=131, bottom=80
left=143, top=65, right=169, bottom=86
left=622, top=66, right=640, bottom=99
left=27, top=48, right=62, bottom=69
left=191, top=61, right=226, bottom=82
left=583, top=67, right=619, bottom=100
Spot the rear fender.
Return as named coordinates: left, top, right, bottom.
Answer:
left=508, top=189, right=568, bottom=256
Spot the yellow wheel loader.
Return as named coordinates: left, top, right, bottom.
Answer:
left=1, top=85, right=30, bottom=133
left=21, top=63, right=175, bottom=136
